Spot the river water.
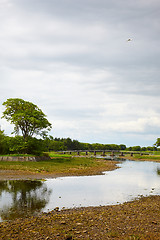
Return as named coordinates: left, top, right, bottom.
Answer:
left=0, top=159, right=160, bottom=221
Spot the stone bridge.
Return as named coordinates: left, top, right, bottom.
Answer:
left=58, top=150, right=149, bottom=157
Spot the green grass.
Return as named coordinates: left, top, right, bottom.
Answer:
left=48, top=152, right=72, bottom=158
left=48, top=151, right=90, bottom=157
left=0, top=154, right=97, bottom=173
left=123, top=152, right=160, bottom=161
left=133, top=154, right=160, bottom=161
left=0, top=154, right=37, bottom=157
left=151, top=151, right=160, bottom=155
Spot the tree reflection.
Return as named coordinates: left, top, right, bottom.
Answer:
left=0, top=181, right=9, bottom=196
left=0, top=180, right=51, bottom=221
left=157, top=168, right=160, bottom=176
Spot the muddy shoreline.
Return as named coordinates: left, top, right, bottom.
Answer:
left=0, top=169, right=68, bottom=180
left=0, top=195, right=160, bottom=239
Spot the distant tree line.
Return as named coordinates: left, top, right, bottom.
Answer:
left=0, top=133, right=126, bottom=154
left=42, top=137, right=158, bottom=152
left=126, top=145, right=157, bottom=152
left=44, top=137, right=127, bottom=152
left=0, top=98, right=159, bottom=155
left=0, top=131, right=158, bottom=155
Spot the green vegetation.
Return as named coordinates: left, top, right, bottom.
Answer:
left=155, top=138, right=160, bottom=147
left=0, top=130, right=8, bottom=154
left=48, top=152, right=73, bottom=158
left=2, top=98, right=52, bottom=141
left=1, top=98, right=52, bottom=155
left=127, top=153, right=160, bottom=161
left=125, top=145, right=157, bottom=152
left=44, top=137, right=127, bottom=152
left=0, top=154, right=110, bottom=174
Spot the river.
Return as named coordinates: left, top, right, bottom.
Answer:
left=0, top=159, right=160, bottom=221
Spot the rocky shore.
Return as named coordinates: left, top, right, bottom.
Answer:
left=0, top=195, right=160, bottom=239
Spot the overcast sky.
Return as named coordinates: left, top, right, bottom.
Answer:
left=0, top=0, right=160, bottom=147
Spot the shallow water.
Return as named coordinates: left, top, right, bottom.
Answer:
left=0, top=160, right=160, bottom=221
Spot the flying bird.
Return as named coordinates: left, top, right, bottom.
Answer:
left=127, top=38, right=132, bottom=42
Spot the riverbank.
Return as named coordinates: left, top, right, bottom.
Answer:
left=0, top=153, right=160, bottom=180
left=0, top=157, right=119, bottom=180
left=120, top=154, right=160, bottom=162
left=0, top=156, right=160, bottom=239
left=0, top=195, right=159, bottom=239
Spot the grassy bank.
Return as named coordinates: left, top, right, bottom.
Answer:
left=0, top=152, right=118, bottom=178
left=122, top=152, right=160, bottom=162
left=134, top=154, right=160, bottom=161
left=1, top=151, right=160, bottom=179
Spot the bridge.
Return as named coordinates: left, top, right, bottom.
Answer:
left=57, top=150, right=149, bottom=157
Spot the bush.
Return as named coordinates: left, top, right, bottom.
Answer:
left=8, top=136, right=45, bottom=155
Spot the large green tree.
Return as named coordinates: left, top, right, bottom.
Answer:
left=2, top=98, right=52, bottom=141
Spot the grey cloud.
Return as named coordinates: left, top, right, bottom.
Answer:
left=0, top=0, right=160, bottom=146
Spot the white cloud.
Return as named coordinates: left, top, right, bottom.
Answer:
left=101, top=117, right=160, bottom=133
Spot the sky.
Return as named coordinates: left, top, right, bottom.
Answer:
left=0, top=0, right=160, bottom=147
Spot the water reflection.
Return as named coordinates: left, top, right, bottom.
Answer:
left=0, top=160, right=160, bottom=222
left=0, top=180, right=51, bottom=221
left=42, top=160, right=160, bottom=211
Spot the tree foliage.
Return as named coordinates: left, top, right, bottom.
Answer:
left=42, top=137, right=127, bottom=151
left=2, top=98, right=52, bottom=141
left=7, top=136, right=45, bottom=155
left=155, top=138, right=160, bottom=147
left=0, top=130, right=9, bottom=154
